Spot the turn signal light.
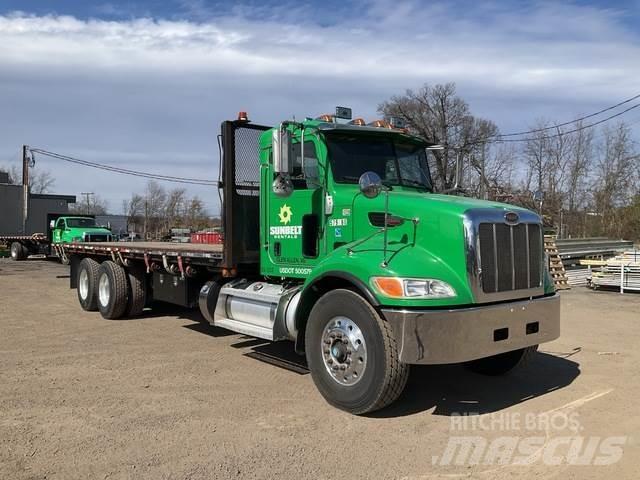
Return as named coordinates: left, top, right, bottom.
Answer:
left=372, top=277, right=404, bottom=298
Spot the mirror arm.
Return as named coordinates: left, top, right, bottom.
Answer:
left=301, top=126, right=305, bottom=176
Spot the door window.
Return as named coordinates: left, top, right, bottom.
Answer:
left=291, top=141, right=319, bottom=188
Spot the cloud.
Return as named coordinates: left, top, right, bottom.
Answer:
left=0, top=1, right=638, bottom=212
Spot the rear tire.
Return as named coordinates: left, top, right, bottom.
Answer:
left=97, top=261, right=129, bottom=319
left=77, top=258, right=100, bottom=311
left=125, top=265, right=147, bottom=317
left=465, top=345, right=538, bottom=376
left=305, top=289, right=409, bottom=415
left=10, top=242, right=26, bottom=261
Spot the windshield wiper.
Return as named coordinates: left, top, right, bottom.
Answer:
left=401, top=179, right=430, bottom=190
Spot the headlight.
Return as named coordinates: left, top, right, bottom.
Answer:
left=372, top=277, right=456, bottom=299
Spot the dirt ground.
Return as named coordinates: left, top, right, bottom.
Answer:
left=1, top=258, right=639, bottom=479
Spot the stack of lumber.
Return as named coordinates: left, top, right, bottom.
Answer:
left=565, top=267, right=591, bottom=287
left=544, top=235, right=570, bottom=290
left=589, top=251, right=640, bottom=292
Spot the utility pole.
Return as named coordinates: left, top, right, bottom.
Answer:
left=80, top=192, right=94, bottom=215
left=144, top=200, right=148, bottom=240
left=22, top=145, right=29, bottom=234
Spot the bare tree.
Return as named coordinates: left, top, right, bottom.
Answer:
left=123, top=193, right=144, bottom=233
left=591, top=122, right=638, bottom=236
left=69, top=195, right=109, bottom=215
left=3, top=165, right=55, bottom=193
left=379, top=83, right=499, bottom=191
left=29, top=170, right=56, bottom=194
left=164, top=188, right=187, bottom=231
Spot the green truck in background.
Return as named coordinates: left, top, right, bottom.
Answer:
left=60, top=109, right=560, bottom=414
left=1, top=216, right=112, bottom=263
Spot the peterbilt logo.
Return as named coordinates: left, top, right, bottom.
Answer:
left=504, top=211, right=519, bottom=224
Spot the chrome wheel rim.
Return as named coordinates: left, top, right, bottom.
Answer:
left=321, top=316, right=367, bottom=386
left=79, top=269, right=89, bottom=300
left=98, top=273, right=110, bottom=307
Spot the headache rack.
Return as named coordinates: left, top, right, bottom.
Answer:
left=220, top=119, right=270, bottom=273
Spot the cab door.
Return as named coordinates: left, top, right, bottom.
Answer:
left=53, top=218, right=65, bottom=243
left=264, top=140, right=323, bottom=278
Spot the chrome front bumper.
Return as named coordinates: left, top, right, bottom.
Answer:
left=382, top=294, right=560, bottom=365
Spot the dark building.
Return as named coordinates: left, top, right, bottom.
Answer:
left=0, top=178, right=76, bottom=235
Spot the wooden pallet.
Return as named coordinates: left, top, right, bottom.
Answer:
left=545, top=235, right=570, bottom=290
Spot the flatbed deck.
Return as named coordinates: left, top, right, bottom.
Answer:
left=59, top=241, right=224, bottom=266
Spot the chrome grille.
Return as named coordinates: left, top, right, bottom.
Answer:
left=478, top=223, right=542, bottom=293
left=464, top=208, right=544, bottom=302
left=84, top=234, right=111, bottom=242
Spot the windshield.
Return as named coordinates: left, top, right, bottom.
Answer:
left=326, top=134, right=433, bottom=191
left=66, top=218, right=97, bottom=228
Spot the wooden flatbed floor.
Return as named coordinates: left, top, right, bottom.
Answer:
left=58, top=241, right=224, bottom=264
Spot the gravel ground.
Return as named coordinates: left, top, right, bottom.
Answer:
left=1, top=258, right=638, bottom=479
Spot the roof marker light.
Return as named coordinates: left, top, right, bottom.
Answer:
left=349, top=118, right=366, bottom=126
left=368, top=119, right=392, bottom=129
left=316, top=114, right=335, bottom=122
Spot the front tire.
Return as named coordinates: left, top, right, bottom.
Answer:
left=465, top=345, right=538, bottom=376
left=97, top=261, right=129, bottom=319
left=305, top=289, right=409, bottom=415
left=77, top=258, right=100, bottom=311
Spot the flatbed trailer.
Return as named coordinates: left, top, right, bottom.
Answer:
left=0, top=234, right=50, bottom=260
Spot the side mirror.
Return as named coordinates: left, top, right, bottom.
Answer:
left=272, top=126, right=292, bottom=174
left=49, top=220, right=55, bottom=229
left=359, top=171, right=383, bottom=199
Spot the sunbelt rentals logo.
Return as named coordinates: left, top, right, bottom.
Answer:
left=271, top=204, right=302, bottom=238
left=278, top=204, right=293, bottom=225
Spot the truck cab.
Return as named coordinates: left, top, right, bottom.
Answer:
left=51, top=216, right=113, bottom=244
left=208, top=112, right=560, bottom=413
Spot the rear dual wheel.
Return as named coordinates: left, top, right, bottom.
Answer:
left=76, top=260, right=147, bottom=319
left=77, top=258, right=100, bottom=311
left=10, top=242, right=27, bottom=261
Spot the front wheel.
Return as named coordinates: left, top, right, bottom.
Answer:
left=465, top=345, right=538, bottom=376
left=305, top=289, right=409, bottom=415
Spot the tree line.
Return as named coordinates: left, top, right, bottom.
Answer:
left=380, top=83, right=640, bottom=240
left=122, top=180, right=218, bottom=239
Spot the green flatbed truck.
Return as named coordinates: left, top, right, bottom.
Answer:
left=60, top=111, right=560, bottom=414
left=1, top=216, right=112, bottom=264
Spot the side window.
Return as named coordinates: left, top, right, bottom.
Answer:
left=291, top=141, right=319, bottom=188
left=58, top=219, right=66, bottom=229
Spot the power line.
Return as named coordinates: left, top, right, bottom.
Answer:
left=494, top=93, right=640, bottom=139
left=28, top=147, right=219, bottom=186
left=484, top=102, right=640, bottom=144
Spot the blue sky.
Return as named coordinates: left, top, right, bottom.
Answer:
left=1, top=0, right=639, bottom=213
